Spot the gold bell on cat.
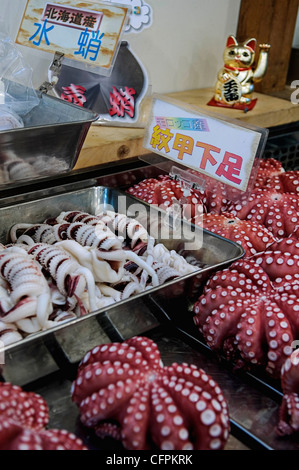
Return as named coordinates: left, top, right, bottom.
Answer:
left=208, top=35, right=270, bottom=111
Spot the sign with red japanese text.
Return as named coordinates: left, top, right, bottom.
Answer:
left=144, top=96, right=267, bottom=192
left=15, top=0, right=130, bottom=75
left=53, top=41, right=148, bottom=125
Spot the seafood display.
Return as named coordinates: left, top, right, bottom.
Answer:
left=71, top=336, right=230, bottom=450
left=126, top=158, right=288, bottom=218
left=0, top=382, right=86, bottom=450
left=127, top=159, right=299, bottom=376
left=126, top=157, right=299, bottom=443
left=126, top=160, right=299, bottom=235
left=0, top=152, right=298, bottom=450
left=0, top=210, right=197, bottom=345
left=0, top=153, right=70, bottom=185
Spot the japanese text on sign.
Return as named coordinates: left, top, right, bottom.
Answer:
left=42, top=3, right=103, bottom=32
left=144, top=97, right=264, bottom=192
left=155, top=116, right=209, bottom=131
left=150, top=125, right=243, bottom=185
left=16, top=0, right=129, bottom=73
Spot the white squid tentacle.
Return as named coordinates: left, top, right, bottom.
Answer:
left=98, top=249, right=160, bottom=287
left=36, top=292, right=53, bottom=329
left=0, top=297, right=38, bottom=325
left=96, top=284, right=122, bottom=302
left=10, top=223, right=35, bottom=243
left=75, top=266, right=98, bottom=312
left=139, top=236, right=155, bottom=289
left=55, top=240, right=93, bottom=269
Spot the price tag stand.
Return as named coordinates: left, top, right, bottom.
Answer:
left=142, top=94, right=268, bottom=204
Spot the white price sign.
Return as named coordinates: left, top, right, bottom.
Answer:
left=144, top=96, right=267, bottom=192
left=16, top=0, right=130, bottom=75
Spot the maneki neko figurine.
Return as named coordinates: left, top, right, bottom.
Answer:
left=208, top=35, right=270, bottom=111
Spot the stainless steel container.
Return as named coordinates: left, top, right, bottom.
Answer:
left=0, top=88, right=98, bottom=189
left=0, top=181, right=243, bottom=385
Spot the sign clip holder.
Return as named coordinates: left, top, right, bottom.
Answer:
left=39, top=51, right=65, bottom=94
left=169, top=165, right=206, bottom=202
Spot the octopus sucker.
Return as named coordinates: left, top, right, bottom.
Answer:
left=120, top=384, right=151, bottom=450
left=72, top=337, right=230, bottom=450
left=149, top=383, right=193, bottom=450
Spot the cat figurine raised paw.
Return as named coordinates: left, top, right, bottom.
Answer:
left=208, top=35, right=270, bottom=111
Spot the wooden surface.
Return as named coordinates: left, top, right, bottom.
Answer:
left=166, top=87, right=299, bottom=127
left=236, top=0, right=299, bottom=93
left=75, top=87, right=299, bottom=170
left=75, top=125, right=146, bottom=170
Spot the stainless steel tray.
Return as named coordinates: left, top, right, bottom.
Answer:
left=0, top=182, right=243, bottom=386
left=0, top=87, right=98, bottom=190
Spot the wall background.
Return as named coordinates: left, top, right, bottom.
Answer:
left=1, top=0, right=298, bottom=94
left=1, top=0, right=241, bottom=94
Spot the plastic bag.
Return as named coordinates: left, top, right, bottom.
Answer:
left=0, top=29, right=39, bottom=130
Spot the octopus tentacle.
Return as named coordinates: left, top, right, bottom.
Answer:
left=0, top=382, right=87, bottom=450
left=0, top=246, right=52, bottom=332
left=22, top=243, right=98, bottom=313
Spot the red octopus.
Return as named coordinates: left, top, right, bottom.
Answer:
left=277, top=348, right=299, bottom=436
left=0, top=382, right=86, bottom=450
left=126, top=158, right=286, bottom=217
left=253, top=157, right=285, bottom=189
left=126, top=174, right=234, bottom=216
left=262, top=170, right=299, bottom=194
left=193, top=255, right=298, bottom=378
left=227, top=188, right=299, bottom=238
left=71, top=336, right=230, bottom=450
left=127, top=176, right=204, bottom=220
left=195, top=212, right=275, bottom=257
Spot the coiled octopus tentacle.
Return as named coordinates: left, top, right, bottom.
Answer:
left=23, top=242, right=98, bottom=313
left=96, top=211, right=149, bottom=249
left=0, top=246, right=52, bottom=331
left=10, top=224, right=58, bottom=245
left=51, top=210, right=149, bottom=250
left=47, top=211, right=104, bottom=227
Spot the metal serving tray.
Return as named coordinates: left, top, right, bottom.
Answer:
left=0, top=182, right=243, bottom=386
left=0, top=86, right=98, bottom=190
